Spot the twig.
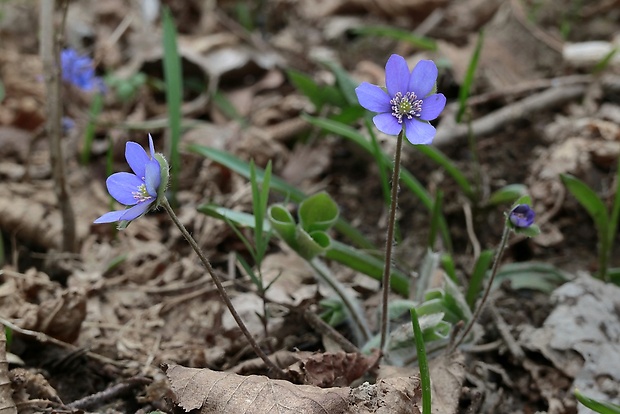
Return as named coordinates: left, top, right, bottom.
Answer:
left=434, top=84, right=587, bottom=147
left=488, top=302, right=524, bottom=361
left=160, top=198, right=287, bottom=379
left=39, top=0, right=76, bottom=252
left=462, top=201, right=481, bottom=261
left=0, top=317, right=125, bottom=367
left=67, top=377, right=151, bottom=410
left=302, top=308, right=359, bottom=354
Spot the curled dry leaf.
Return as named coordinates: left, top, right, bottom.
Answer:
left=165, top=363, right=349, bottom=414
left=166, top=363, right=423, bottom=414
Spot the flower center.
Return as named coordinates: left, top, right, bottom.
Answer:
left=390, top=92, right=423, bottom=124
left=132, top=183, right=153, bottom=203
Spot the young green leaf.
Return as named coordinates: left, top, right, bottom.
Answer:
left=574, top=389, right=620, bottom=414
left=457, top=30, right=484, bottom=123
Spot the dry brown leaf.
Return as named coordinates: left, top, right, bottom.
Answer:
left=288, top=351, right=378, bottom=387
left=165, top=363, right=349, bottom=413
left=167, top=363, right=423, bottom=414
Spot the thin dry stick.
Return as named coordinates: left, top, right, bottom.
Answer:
left=160, top=198, right=287, bottom=379
left=0, top=317, right=124, bottom=367
left=379, top=129, right=404, bottom=353
left=40, top=0, right=76, bottom=252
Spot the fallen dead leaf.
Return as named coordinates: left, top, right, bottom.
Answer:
left=166, top=363, right=424, bottom=414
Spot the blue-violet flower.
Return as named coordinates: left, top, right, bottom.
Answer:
left=94, top=135, right=167, bottom=224
left=355, top=54, right=446, bottom=145
left=509, top=204, right=535, bottom=228
left=61, top=48, right=105, bottom=92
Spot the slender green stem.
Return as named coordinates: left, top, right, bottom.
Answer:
left=160, top=198, right=286, bottom=379
left=450, top=221, right=511, bottom=352
left=380, top=129, right=404, bottom=353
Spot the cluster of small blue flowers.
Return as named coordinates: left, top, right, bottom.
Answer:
left=60, top=48, right=105, bottom=92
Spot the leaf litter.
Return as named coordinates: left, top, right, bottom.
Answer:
left=0, top=0, right=619, bottom=412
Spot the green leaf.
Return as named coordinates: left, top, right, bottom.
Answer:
left=352, top=25, right=436, bottom=51
left=441, top=253, right=457, bottom=283
left=457, top=30, right=484, bottom=123
left=197, top=204, right=410, bottom=295
left=321, top=60, right=359, bottom=107
left=0, top=78, right=5, bottom=102
left=187, top=144, right=373, bottom=249
left=298, top=191, right=339, bottom=232
left=493, top=262, right=569, bottom=293
left=513, top=223, right=541, bottom=237
left=574, top=389, right=620, bottom=414
left=162, top=8, right=183, bottom=196
left=286, top=69, right=347, bottom=111
left=608, top=157, right=620, bottom=248
left=415, top=145, right=474, bottom=200
left=466, top=250, right=494, bottom=309
left=295, top=229, right=330, bottom=260
left=267, top=205, right=297, bottom=248
left=561, top=173, right=609, bottom=241
left=428, top=190, right=443, bottom=250
left=488, top=184, right=528, bottom=206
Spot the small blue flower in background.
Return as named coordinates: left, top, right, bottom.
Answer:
left=94, top=135, right=164, bottom=224
left=509, top=204, right=536, bottom=228
left=61, top=48, right=105, bottom=92
left=355, top=54, right=446, bottom=145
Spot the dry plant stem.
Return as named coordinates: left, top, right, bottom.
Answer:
left=450, top=223, right=511, bottom=352
left=160, top=198, right=287, bottom=379
left=0, top=317, right=123, bottom=367
left=68, top=377, right=151, bottom=410
left=379, top=129, right=404, bottom=353
left=40, top=0, right=76, bottom=252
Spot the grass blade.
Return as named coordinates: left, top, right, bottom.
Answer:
left=162, top=8, right=183, bottom=196
left=574, top=389, right=620, bottom=414
left=416, top=145, right=474, bottom=200
left=80, top=92, right=104, bottom=165
left=457, top=30, right=484, bottom=123
left=466, top=249, right=494, bottom=309
left=410, top=307, right=432, bottom=414
left=352, top=26, right=436, bottom=51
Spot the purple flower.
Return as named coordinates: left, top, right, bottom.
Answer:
left=509, top=204, right=535, bottom=228
left=61, top=48, right=105, bottom=92
left=94, top=135, right=163, bottom=224
left=355, top=54, right=446, bottom=145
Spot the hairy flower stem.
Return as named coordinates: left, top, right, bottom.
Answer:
left=40, top=0, right=76, bottom=252
left=161, top=198, right=286, bottom=379
left=379, top=129, right=404, bottom=353
left=450, top=221, right=511, bottom=352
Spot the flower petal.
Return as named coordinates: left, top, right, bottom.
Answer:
left=106, top=172, right=142, bottom=205
left=144, top=159, right=161, bottom=197
left=419, top=93, right=446, bottom=121
left=148, top=134, right=156, bottom=158
left=125, top=141, right=149, bottom=178
left=404, top=119, right=436, bottom=145
left=385, top=54, right=410, bottom=97
left=355, top=83, right=391, bottom=113
left=373, top=113, right=403, bottom=136
left=94, top=210, right=127, bottom=224
left=119, top=200, right=153, bottom=221
left=408, top=60, right=438, bottom=98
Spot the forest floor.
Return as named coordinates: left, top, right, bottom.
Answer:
left=1, top=0, right=620, bottom=413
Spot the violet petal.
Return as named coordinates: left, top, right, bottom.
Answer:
left=408, top=60, right=438, bottom=98
left=385, top=54, right=410, bottom=97
left=373, top=112, right=403, bottom=136
left=419, top=94, right=446, bottom=121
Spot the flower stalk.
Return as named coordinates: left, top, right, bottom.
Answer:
left=379, top=129, right=404, bottom=353
left=160, top=198, right=287, bottom=379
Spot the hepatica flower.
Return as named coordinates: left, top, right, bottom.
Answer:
left=61, top=48, right=105, bottom=92
left=509, top=204, right=535, bottom=228
left=356, top=54, right=446, bottom=145
left=94, top=135, right=168, bottom=225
